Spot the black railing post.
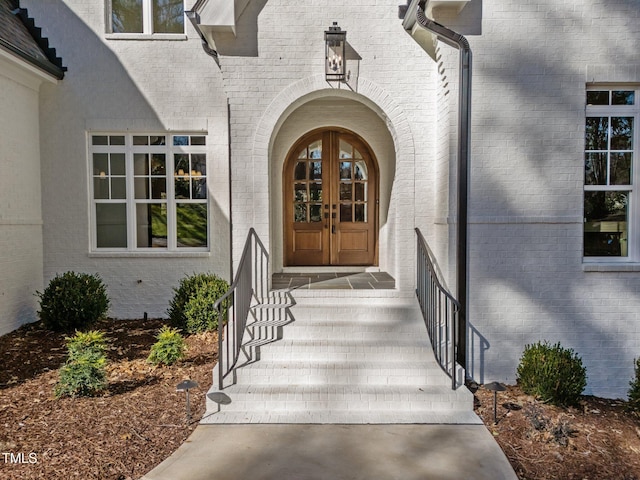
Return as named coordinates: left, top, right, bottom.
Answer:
left=415, top=228, right=463, bottom=390
left=214, top=229, right=269, bottom=391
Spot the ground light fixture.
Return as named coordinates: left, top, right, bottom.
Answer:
left=176, top=379, right=198, bottom=423
left=325, top=22, right=346, bottom=82
left=484, top=381, right=506, bottom=424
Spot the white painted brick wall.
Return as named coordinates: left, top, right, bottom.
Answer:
left=0, top=59, right=47, bottom=335
left=221, top=1, right=435, bottom=291
left=10, top=0, right=640, bottom=398
left=458, top=0, right=640, bottom=398
left=23, top=0, right=231, bottom=320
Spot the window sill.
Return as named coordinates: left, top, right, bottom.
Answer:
left=104, top=33, right=188, bottom=41
left=89, top=251, right=210, bottom=259
left=583, top=263, right=640, bottom=272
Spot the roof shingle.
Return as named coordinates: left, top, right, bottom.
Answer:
left=0, top=0, right=65, bottom=79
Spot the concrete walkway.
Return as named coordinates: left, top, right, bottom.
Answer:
left=142, top=289, right=518, bottom=480
left=141, top=423, right=518, bottom=480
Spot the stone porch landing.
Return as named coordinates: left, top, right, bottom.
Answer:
left=271, top=271, right=396, bottom=290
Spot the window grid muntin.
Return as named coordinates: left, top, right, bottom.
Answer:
left=293, top=142, right=323, bottom=224
left=585, top=86, right=639, bottom=260
left=89, top=132, right=207, bottom=251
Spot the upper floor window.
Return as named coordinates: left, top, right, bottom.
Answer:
left=110, top=0, right=184, bottom=34
left=584, top=87, right=637, bottom=259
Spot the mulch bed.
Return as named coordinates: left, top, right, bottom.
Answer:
left=0, top=319, right=216, bottom=480
left=3, top=319, right=640, bottom=479
left=474, top=384, right=640, bottom=480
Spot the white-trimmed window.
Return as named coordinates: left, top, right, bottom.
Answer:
left=109, top=0, right=184, bottom=34
left=90, top=133, right=208, bottom=251
left=584, top=87, right=637, bottom=260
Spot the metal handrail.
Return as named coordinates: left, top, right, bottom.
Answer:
left=214, top=228, right=268, bottom=390
left=415, top=228, right=461, bottom=390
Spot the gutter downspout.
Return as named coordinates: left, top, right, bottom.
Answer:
left=185, top=11, right=220, bottom=67
left=405, top=2, right=471, bottom=372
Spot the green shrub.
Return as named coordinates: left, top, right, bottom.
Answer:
left=37, top=272, right=110, bottom=331
left=55, top=331, right=108, bottom=398
left=65, top=330, right=108, bottom=359
left=516, top=341, right=587, bottom=406
left=148, top=326, right=186, bottom=366
left=628, top=358, right=640, bottom=412
left=167, top=273, right=230, bottom=334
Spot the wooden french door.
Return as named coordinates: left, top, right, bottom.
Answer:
left=284, top=129, right=378, bottom=266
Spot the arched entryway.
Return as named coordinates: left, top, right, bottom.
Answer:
left=283, top=128, right=379, bottom=266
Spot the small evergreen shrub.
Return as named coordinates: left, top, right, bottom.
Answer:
left=55, top=331, right=108, bottom=398
left=65, top=330, right=108, bottom=358
left=167, top=273, right=230, bottom=334
left=37, top=271, right=110, bottom=331
left=148, top=326, right=186, bottom=366
left=628, top=358, right=640, bottom=412
left=516, top=341, right=587, bottom=406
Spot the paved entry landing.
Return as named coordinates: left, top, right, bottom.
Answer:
left=272, top=271, right=395, bottom=290
left=142, top=424, right=519, bottom=480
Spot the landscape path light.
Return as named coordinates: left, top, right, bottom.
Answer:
left=176, top=379, right=198, bottom=423
left=484, top=381, right=506, bottom=424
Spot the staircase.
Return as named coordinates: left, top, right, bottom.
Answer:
left=202, top=289, right=479, bottom=425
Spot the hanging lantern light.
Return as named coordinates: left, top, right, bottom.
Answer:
left=325, top=22, right=346, bottom=82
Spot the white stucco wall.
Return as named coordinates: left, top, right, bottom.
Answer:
left=23, top=0, right=230, bottom=320
left=0, top=55, right=51, bottom=335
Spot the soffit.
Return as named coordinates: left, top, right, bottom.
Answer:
left=195, top=0, right=252, bottom=34
left=403, top=0, right=471, bottom=60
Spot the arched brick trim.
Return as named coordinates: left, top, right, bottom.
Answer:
left=244, top=74, right=417, bottom=289
left=254, top=75, right=415, bottom=172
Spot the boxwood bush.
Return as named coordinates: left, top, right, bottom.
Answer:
left=516, top=341, right=587, bottom=406
left=628, top=358, right=640, bottom=411
left=167, top=273, right=230, bottom=334
left=55, top=330, right=108, bottom=398
left=37, top=271, right=110, bottom=331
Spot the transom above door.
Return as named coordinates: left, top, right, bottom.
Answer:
left=284, top=129, right=378, bottom=266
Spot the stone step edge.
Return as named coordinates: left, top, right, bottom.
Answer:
left=257, top=292, right=415, bottom=304
left=246, top=319, right=427, bottom=329
left=200, top=410, right=482, bottom=425
left=233, top=359, right=443, bottom=368
left=207, top=383, right=470, bottom=396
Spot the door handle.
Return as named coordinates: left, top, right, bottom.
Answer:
left=332, top=225, right=336, bottom=234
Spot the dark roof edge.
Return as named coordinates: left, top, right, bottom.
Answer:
left=11, top=3, right=66, bottom=79
left=0, top=36, right=65, bottom=80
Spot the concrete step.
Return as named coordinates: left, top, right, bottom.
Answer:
left=201, top=409, right=480, bottom=425
left=256, top=289, right=414, bottom=306
left=232, top=360, right=449, bottom=386
left=204, top=294, right=472, bottom=425
left=253, top=339, right=434, bottom=362
left=205, top=384, right=472, bottom=413
left=247, top=320, right=426, bottom=341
